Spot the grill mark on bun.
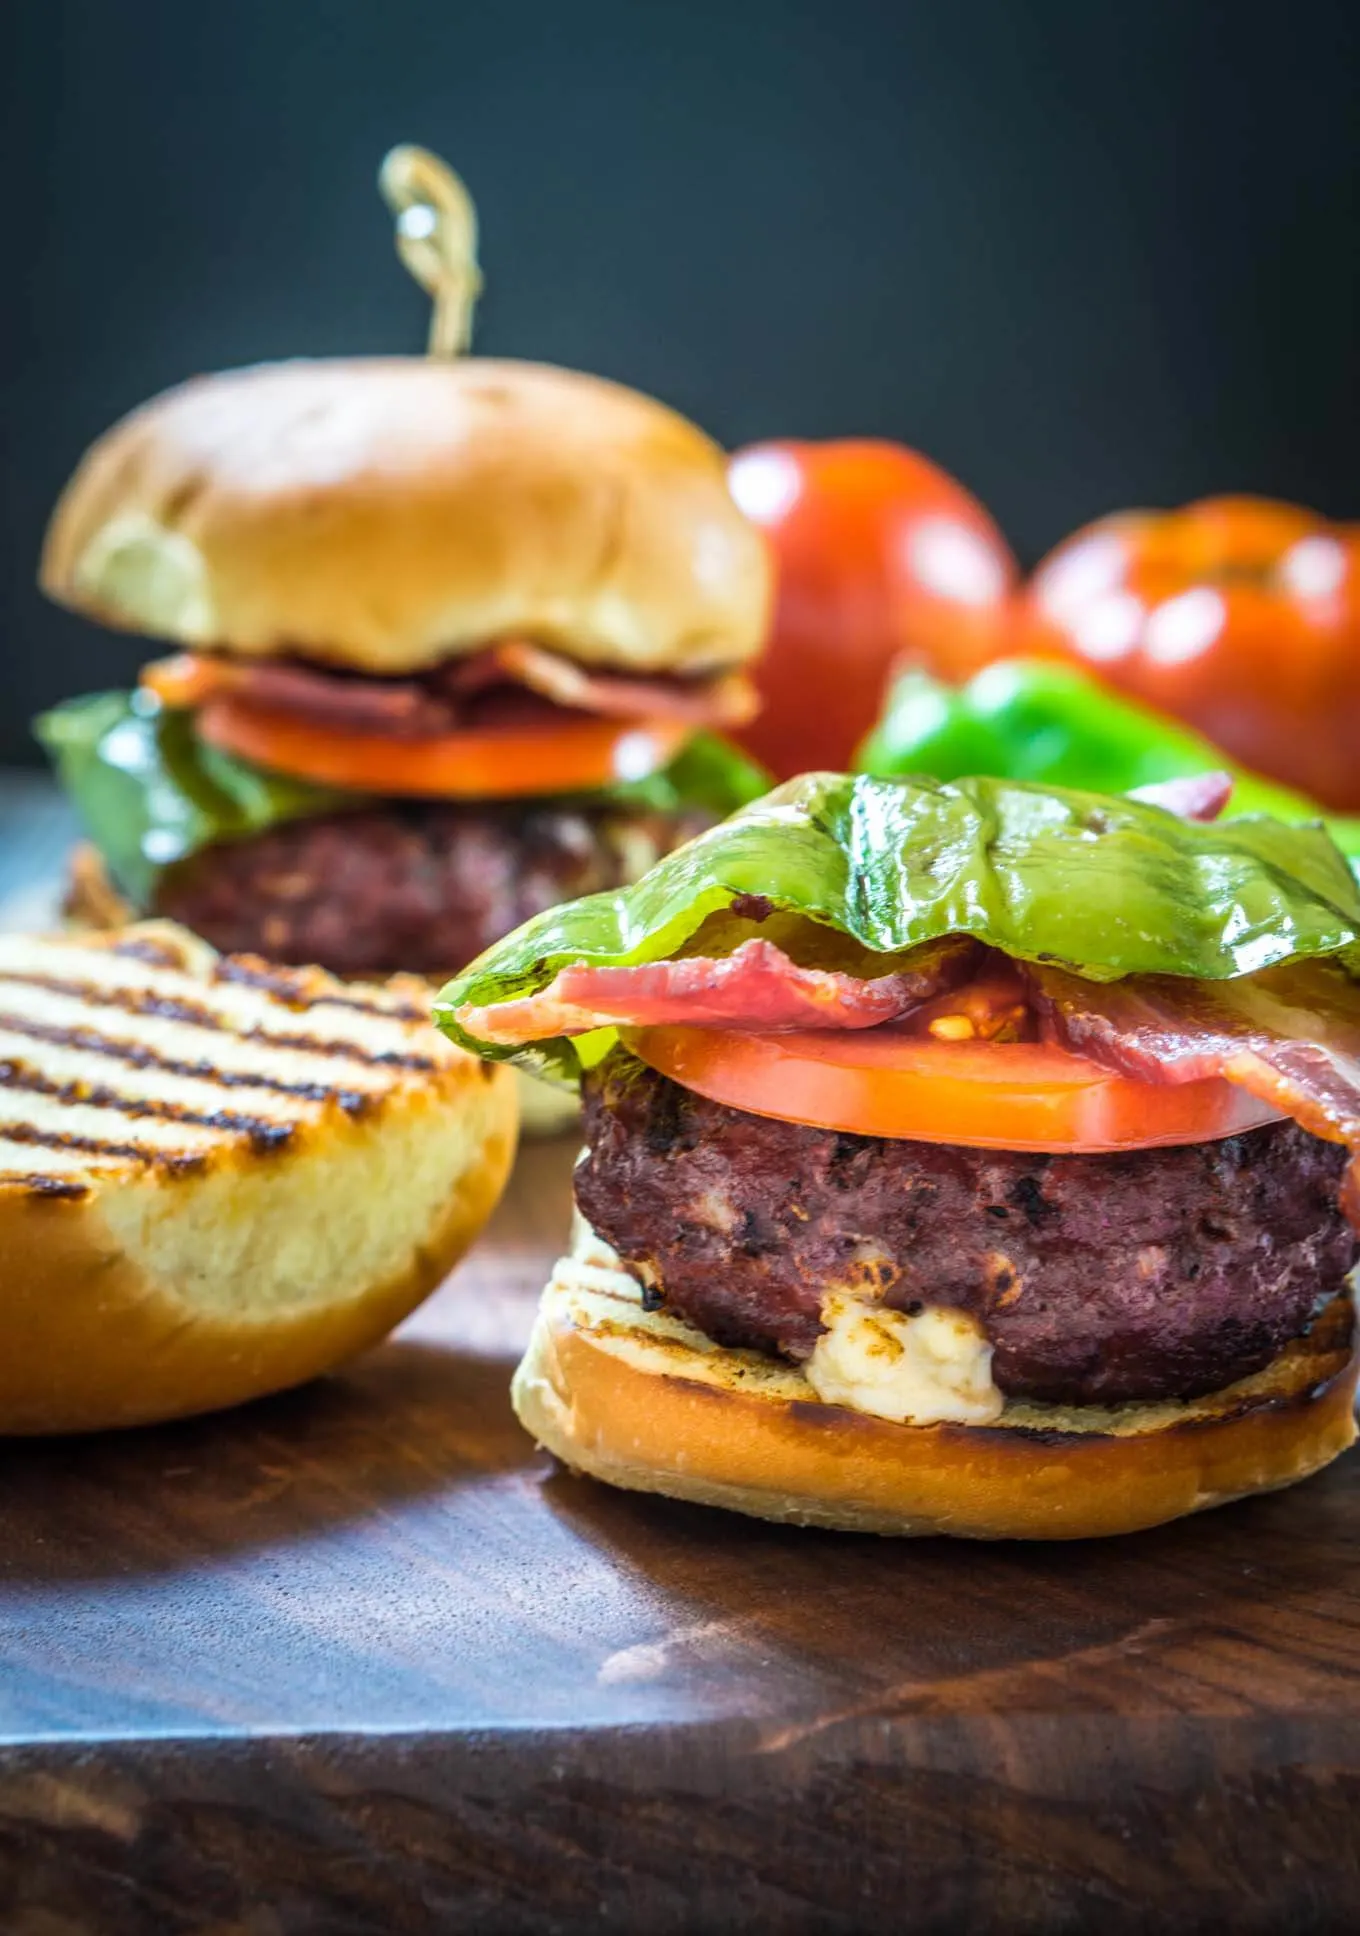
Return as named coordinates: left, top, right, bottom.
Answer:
left=0, top=927, right=470, bottom=1200
left=1, top=1172, right=90, bottom=1200
left=0, top=971, right=244, bottom=1034
left=107, top=933, right=202, bottom=970
left=0, top=1058, right=296, bottom=1151
left=0, top=971, right=437, bottom=1072
left=211, top=956, right=429, bottom=1024
left=0, top=1010, right=375, bottom=1115
left=0, top=1119, right=207, bottom=1174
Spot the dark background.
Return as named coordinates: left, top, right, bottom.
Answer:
left=2, top=0, right=1357, bottom=765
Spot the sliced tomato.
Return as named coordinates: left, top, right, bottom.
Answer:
left=626, top=1024, right=1284, bottom=1152
left=196, top=695, right=693, bottom=799
left=141, top=654, right=235, bottom=709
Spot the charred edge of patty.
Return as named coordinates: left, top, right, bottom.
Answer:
left=150, top=800, right=712, bottom=978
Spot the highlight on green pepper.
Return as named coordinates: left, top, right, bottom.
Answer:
left=857, top=658, right=1360, bottom=862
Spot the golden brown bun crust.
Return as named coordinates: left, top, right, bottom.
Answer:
left=41, top=358, right=771, bottom=676
left=0, top=924, right=518, bottom=1433
left=513, top=1261, right=1358, bottom=1539
left=3, top=1096, right=514, bottom=1436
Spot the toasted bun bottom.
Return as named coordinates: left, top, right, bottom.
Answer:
left=513, top=1240, right=1358, bottom=1539
left=61, top=846, right=579, bottom=1137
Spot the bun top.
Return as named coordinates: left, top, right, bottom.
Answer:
left=41, top=358, right=772, bottom=677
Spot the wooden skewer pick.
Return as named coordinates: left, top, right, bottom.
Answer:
left=379, top=145, right=483, bottom=357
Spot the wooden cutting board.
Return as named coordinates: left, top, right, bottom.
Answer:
left=0, top=791, right=1358, bottom=1931
left=0, top=1137, right=1357, bottom=1934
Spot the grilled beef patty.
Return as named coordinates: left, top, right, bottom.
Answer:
left=156, top=803, right=705, bottom=979
left=577, top=1049, right=1356, bottom=1406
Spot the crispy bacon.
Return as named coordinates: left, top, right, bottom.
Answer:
left=213, top=661, right=455, bottom=736
left=1126, top=771, right=1234, bottom=821
left=455, top=935, right=976, bottom=1046
left=440, top=642, right=758, bottom=728
left=141, top=652, right=465, bottom=736
left=145, top=645, right=754, bottom=741
left=1029, top=957, right=1360, bottom=1225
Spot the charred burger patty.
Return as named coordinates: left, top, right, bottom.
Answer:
left=153, top=801, right=708, bottom=978
left=577, top=1048, right=1356, bottom=1407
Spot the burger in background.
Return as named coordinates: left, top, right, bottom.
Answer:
left=31, top=147, right=772, bottom=1131
left=38, top=357, right=770, bottom=990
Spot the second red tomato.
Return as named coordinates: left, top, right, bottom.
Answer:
left=728, top=438, right=1017, bottom=776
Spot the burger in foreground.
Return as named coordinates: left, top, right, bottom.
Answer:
left=35, top=357, right=769, bottom=993
left=0, top=923, right=515, bottom=1433
left=437, top=771, right=1360, bottom=1538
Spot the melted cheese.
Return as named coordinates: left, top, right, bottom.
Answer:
left=805, top=1292, right=1003, bottom=1426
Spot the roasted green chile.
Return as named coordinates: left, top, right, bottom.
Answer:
left=35, top=690, right=770, bottom=907
left=858, top=659, right=1360, bottom=859
left=435, top=770, right=1360, bottom=1082
left=36, top=690, right=342, bottom=906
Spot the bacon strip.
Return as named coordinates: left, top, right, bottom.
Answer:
left=215, top=661, right=455, bottom=735
left=1126, top=771, right=1234, bottom=821
left=442, top=642, right=759, bottom=728
left=142, top=653, right=458, bottom=736
left=455, top=936, right=976, bottom=1046
left=144, top=645, right=754, bottom=740
left=1029, top=957, right=1360, bottom=1225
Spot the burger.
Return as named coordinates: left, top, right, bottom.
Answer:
left=435, top=769, right=1360, bottom=1538
left=35, top=357, right=771, bottom=1125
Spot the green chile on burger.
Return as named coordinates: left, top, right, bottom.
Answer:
left=435, top=773, right=1360, bottom=1537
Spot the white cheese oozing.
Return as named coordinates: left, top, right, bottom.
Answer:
left=805, top=1291, right=1003, bottom=1426
left=558, top=1207, right=651, bottom=1301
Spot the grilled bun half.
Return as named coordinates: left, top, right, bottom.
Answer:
left=514, top=1224, right=1358, bottom=1539
left=0, top=924, right=516, bottom=1433
left=40, top=357, right=771, bottom=678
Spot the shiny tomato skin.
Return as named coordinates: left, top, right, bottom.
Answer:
left=197, top=696, right=692, bottom=799
left=1018, top=496, right=1360, bottom=811
left=728, top=439, right=1017, bottom=777
left=627, top=1023, right=1283, bottom=1153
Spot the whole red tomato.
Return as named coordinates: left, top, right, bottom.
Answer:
left=1018, top=496, right=1360, bottom=810
left=727, top=439, right=1017, bottom=777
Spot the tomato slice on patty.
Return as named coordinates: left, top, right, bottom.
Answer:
left=625, top=1024, right=1285, bottom=1152
left=197, top=695, right=693, bottom=799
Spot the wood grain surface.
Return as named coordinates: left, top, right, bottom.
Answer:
left=0, top=783, right=1358, bottom=1933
